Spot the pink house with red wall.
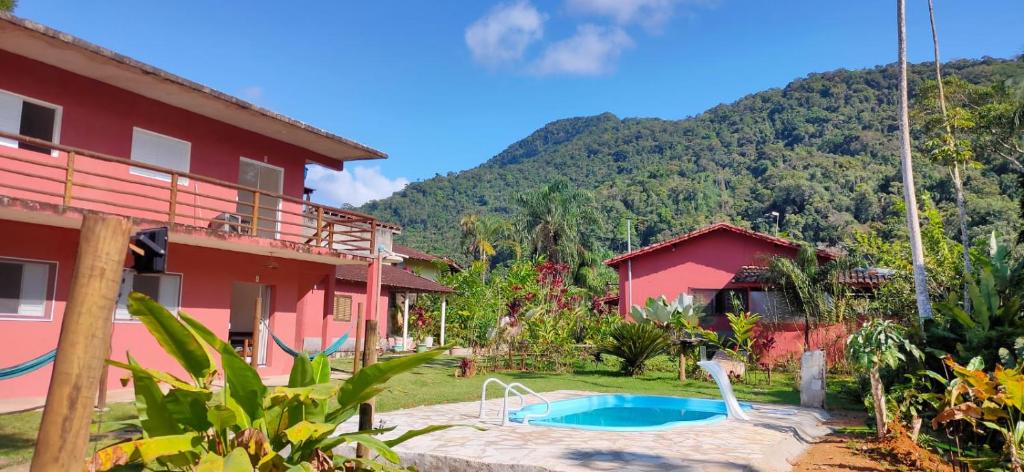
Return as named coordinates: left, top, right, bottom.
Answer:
left=604, top=223, right=852, bottom=364
left=0, top=14, right=422, bottom=400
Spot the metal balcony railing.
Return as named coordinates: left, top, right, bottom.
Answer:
left=0, top=130, right=377, bottom=257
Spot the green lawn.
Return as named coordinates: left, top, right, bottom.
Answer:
left=0, top=355, right=859, bottom=469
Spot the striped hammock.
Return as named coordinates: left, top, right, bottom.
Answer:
left=263, top=321, right=350, bottom=360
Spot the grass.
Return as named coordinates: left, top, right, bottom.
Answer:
left=0, top=402, right=137, bottom=468
left=0, top=355, right=860, bottom=468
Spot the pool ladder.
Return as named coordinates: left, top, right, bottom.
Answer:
left=479, top=378, right=551, bottom=426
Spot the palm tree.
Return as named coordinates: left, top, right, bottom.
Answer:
left=514, top=179, right=603, bottom=287
left=897, top=0, right=934, bottom=324
left=925, top=0, right=972, bottom=314
left=459, top=213, right=496, bottom=263
left=767, top=246, right=854, bottom=350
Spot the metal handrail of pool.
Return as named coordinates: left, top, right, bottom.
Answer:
left=479, top=378, right=549, bottom=426
left=504, top=382, right=551, bottom=426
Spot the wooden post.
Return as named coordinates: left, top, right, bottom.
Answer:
left=168, top=174, right=178, bottom=225
left=315, top=207, right=324, bottom=246
left=31, top=214, right=131, bottom=472
left=250, top=192, right=261, bottom=236
left=352, top=303, right=364, bottom=373
left=678, top=352, right=686, bottom=382
left=355, top=319, right=379, bottom=458
left=62, top=151, right=75, bottom=206
left=95, top=343, right=113, bottom=410
left=251, top=291, right=262, bottom=368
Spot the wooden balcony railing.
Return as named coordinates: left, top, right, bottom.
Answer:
left=0, top=130, right=378, bottom=257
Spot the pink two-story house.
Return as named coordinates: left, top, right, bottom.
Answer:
left=0, top=13, right=400, bottom=399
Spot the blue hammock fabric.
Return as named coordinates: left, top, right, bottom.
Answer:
left=0, top=349, right=57, bottom=380
left=268, top=330, right=349, bottom=360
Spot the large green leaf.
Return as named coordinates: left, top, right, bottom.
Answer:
left=222, top=447, right=255, bottom=471
left=164, top=388, right=214, bottom=431
left=180, top=310, right=267, bottom=423
left=342, top=434, right=400, bottom=464
left=337, top=348, right=445, bottom=412
left=128, top=293, right=214, bottom=385
left=383, top=424, right=475, bottom=447
left=107, top=359, right=205, bottom=392
left=126, top=353, right=181, bottom=438
left=283, top=420, right=336, bottom=445
left=88, top=432, right=203, bottom=471
left=288, top=353, right=314, bottom=388
left=310, top=354, right=331, bottom=384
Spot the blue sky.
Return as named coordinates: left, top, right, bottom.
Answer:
left=14, top=1, right=1024, bottom=207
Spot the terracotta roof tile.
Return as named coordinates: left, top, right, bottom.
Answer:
left=335, top=264, right=454, bottom=293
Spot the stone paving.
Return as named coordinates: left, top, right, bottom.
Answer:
left=339, top=390, right=831, bottom=472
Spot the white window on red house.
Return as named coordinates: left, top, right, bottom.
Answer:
left=0, top=89, right=60, bottom=154
left=0, top=257, right=56, bottom=320
left=129, top=127, right=191, bottom=183
left=115, top=269, right=182, bottom=320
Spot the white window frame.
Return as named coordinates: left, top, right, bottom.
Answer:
left=0, top=88, right=63, bottom=157
left=0, top=255, right=58, bottom=322
left=129, top=127, right=191, bottom=185
left=238, top=157, right=284, bottom=238
left=114, top=269, right=183, bottom=322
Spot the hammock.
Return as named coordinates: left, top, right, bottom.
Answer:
left=0, top=349, right=57, bottom=380
left=264, top=322, right=349, bottom=360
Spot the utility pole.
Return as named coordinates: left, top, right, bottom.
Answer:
left=32, top=214, right=131, bottom=472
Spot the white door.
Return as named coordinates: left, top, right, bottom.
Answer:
left=237, top=158, right=284, bottom=238
left=256, top=285, right=271, bottom=366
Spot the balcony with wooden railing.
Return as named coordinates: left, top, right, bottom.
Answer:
left=0, top=130, right=379, bottom=260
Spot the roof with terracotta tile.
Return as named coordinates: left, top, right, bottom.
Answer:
left=728, top=265, right=893, bottom=287
left=335, top=264, right=454, bottom=293
left=392, top=244, right=461, bottom=270
left=604, top=222, right=833, bottom=267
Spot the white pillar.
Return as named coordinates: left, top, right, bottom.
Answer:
left=440, top=295, right=447, bottom=347
left=402, top=292, right=410, bottom=351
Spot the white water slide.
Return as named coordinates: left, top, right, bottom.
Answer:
left=698, top=360, right=751, bottom=420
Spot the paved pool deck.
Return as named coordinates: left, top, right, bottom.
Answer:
left=338, top=390, right=831, bottom=472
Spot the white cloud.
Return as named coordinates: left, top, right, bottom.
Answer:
left=238, top=85, right=265, bottom=104
left=531, top=24, right=633, bottom=76
left=565, top=0, right=713, bottom=32
left=465, top=0, right=546, bottom=66
left=306, top=165, right=409, bottom=208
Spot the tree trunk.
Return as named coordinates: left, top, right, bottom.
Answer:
left=928, top=0, right=972, bottom=314
left=678, top=351, right=686, bottom=381
left=897, top=0, right=933, bottom=325
left=869, top=366, right=888, bottom=438
left=910, top=415, right=922, bottom=443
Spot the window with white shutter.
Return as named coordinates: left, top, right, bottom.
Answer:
left=0, top=257, right=57, bottom=320
left=129, top=127, right=191, bottom=183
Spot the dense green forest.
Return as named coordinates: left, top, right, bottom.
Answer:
left=360, top=57, right=1024, bottom=262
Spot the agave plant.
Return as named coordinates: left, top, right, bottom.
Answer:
left=87, top=293, right=462, bottom=471
left=599, top=321, right=670, bottom=376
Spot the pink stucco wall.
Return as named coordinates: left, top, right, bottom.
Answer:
left=615, top=229, right=800, bottom=316
left=0, top=220, right=339, bottom=399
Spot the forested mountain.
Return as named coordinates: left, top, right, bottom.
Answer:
left=360, top=57, right=1024, bottom=262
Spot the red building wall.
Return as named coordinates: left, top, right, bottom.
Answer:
left=616, top=229, right=799, bottom=316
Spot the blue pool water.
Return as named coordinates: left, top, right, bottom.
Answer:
left=508, top=394, right=752, bottom=431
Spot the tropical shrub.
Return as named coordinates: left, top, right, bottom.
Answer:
left=599, top=321, right=671, bottom=376
left=88, top=293, right=458, bottom=471
left=846, top=319, right=923, bottom=438
left=931, top=233, right=1024, bottom=367
left=932, top=355, right=1024, bottom=472
left=726, top=311, right=761, bottom=354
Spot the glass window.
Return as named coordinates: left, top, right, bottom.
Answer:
left=0, top=257, right=56, bottom=319
left=129, top=127, right=191, bottom=183
left=0, top=90, right=59, bottom=154
left=115, top=270, right=181, bottom=320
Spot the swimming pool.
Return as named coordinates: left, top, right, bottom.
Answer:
left=507, top=394, right=752, bottom=431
